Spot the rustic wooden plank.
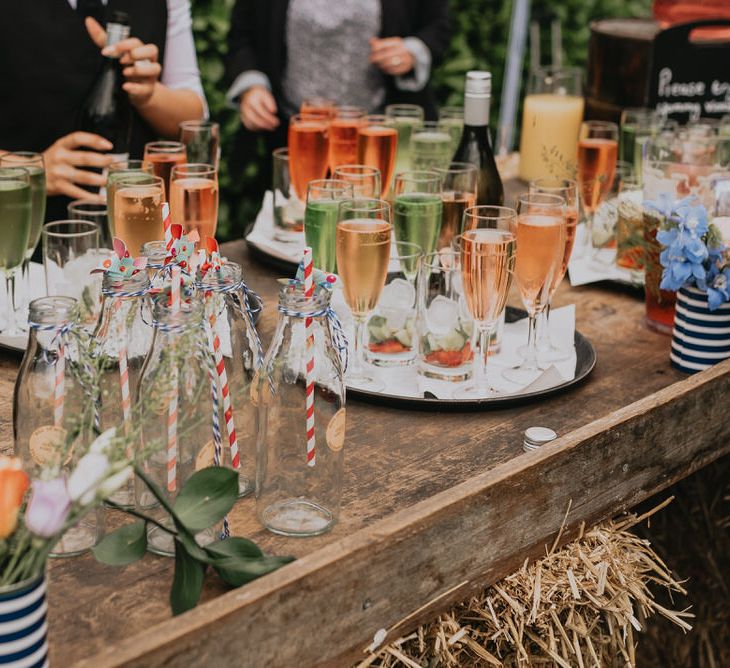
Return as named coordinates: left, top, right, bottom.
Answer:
left=73, top=356, right=730, bottom=667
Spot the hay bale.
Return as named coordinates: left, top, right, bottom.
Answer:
left=359, top=503, right=692, bottom=668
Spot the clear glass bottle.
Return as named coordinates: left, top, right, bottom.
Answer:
left=92, top=270, right=152, bottom=507
left=140, top=240, right=167, bottom=292
left=256, top=282, right=346, bottom=537
left=14, top=296, right=103, bottom=556
left=135, top=295, right=222, bottom=556
left=196, top=261, right=263, bottom=497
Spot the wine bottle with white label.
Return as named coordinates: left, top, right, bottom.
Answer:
left=452, top=71, right=504, bottom=207
left=78, top=11, right=132, bottom=164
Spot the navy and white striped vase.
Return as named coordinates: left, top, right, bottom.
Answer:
left=670, top=286, right=730, bottom=374
left=0, top=576, right=48, bottom=668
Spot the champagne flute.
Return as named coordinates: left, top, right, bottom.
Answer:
left=411, top=121, right=453, bottom=172
left=332, top=164, right=381, bottom=198
left=385, top=104, right=424, bottom=177
left=438, top=106, right=464, bottom=153
left=106, top=159, right=153, bottom=240
left=577, top=121, right=618, bottom=253
left=304, top=179, right=354, bottom=273
left=528, top=178, right=579, bottom=363
left=503, top=193, right=567, bottom=386
left=142, top=141, right=187, bottom=199
left=393, top=171, right=443, bottom=256
left=357, top=115, right=398, bottom=199
left=329, top=107, right=365, bottom=173
left=170, top=163, right=219, bottom=243
left=0, top=167, right=31, bottom=336
left=0, top=152, right=45, bottom=326
left=300, top=97, right=337, bottom=119
left=335, top=198, right=392, bottom=391
left=68, top=200, right=109, bottom=247
left=114, top=175, right=165, bottom=254
left=433, top=162, right=477, bottom=249
left=179, top=120, right=220, bottom=168
left=454, top=206, right=516, bottom=398
left=288, top=113, right=330, bottom=201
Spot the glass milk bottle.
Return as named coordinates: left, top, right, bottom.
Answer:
left=135, top=296, right=223, bottom=556
left=92, top=270, right=152, bottom=506
left=196, top=261, right=263, bottom=497
left=140, top=240, right=167, bottom=292
left=256, top=282, right=346, bottom=536
left=14, top=296, right=103, bottom=555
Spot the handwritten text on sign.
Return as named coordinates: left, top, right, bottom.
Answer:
left=656, top=68, right=730, bottom=121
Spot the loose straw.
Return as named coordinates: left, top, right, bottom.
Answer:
left=54, top=344, right=65, bottom=428
left=162, top=202, right=172, bottom=246
left=208, top=297, right=240, bottom=469
left=115, top=299, right=131, bottom=435
left=303, top=247, right=316, bottom=467
left=167, top=265, right=181, bottom=492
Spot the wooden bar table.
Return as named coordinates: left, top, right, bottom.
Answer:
left=2, top=237, right=729, bottom=667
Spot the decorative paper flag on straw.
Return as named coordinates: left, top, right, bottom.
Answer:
left=209, top=304, right=240, bottom=469
left=167, top=265, right=181, bottom=492
left=54, top=344, right=65, bottom=428
left=303, top=247, right=316, bottom=468
left=115, top=299, right=131, bottom=435
left=162, top=202, right=172, bottom=246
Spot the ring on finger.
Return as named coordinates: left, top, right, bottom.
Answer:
left=391, top=56, right=402, bottom=67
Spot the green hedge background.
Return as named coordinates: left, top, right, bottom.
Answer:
left=191, top=0, right=652, bottom=242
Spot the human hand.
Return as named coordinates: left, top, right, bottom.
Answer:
left=239, top=86, right=280, bottom=132
left=369, top=37, right=415, bottom=76
left=42, top=132, right=114, bottom=200
left=86, top=17, right=162, bottom=107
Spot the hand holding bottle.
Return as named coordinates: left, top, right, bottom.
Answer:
left=85, top=17, right=161, bottom=107
left=42, top=132, right=113, bottom=201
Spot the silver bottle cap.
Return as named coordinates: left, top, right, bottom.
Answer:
left=465, top=71, right=492, bottom=98
left=523, top=426, right=557, bottom=452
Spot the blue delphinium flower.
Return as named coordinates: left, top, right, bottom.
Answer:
left=707, top=267, right=730, bottom=311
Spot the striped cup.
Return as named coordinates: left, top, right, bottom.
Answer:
left=0, top=576, right=48, bottom=668
left=670, top=286, right=730, bottom=374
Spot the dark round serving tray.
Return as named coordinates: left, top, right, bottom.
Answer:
left=347, top=307, right=596, bottom=411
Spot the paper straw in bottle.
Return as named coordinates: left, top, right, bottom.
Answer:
left=303, top=247, right=316, bottom=467
left=167, top=265, right=181, bottom=492
left=162, top=202, right=172, bottom=246
left=54, top=343, right=65, bottom=428
left=115, top=299, right=131, bottom=434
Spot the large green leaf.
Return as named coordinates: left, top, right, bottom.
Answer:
left=211, top=553, right=294, bottom=588
left=205, top=536, right=264, bottom=560
left=172, top=467, right=238, bottom=532
left=92, top=521, right=147, bottom=566
left=171, top=540, right=205, bottom=616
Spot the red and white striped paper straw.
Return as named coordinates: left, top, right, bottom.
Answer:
left=54, top=344, right=65, bottom=428
left=207, top=299, right=240, bottom=469
left=115, top=299, right=131, bottom=434
left=167, top=265, right=181, bottom=492
left=303, top=247, right=316, bottom=468
left=162, top=202, right=172, bottom=246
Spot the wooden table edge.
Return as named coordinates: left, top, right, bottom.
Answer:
left=73, top=358, right=730, bottom=667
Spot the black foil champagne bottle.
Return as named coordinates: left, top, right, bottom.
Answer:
left=78, top=11, right=132, bottom=163
left=452, top=71, right=504, bottom=206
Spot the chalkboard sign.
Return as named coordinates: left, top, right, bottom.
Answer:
left=648, top=20, right=730, bottom=123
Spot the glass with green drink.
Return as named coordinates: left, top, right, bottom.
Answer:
left=393, top=171, right=444, bottom=257
left=619, top=108, right=664, bottom=184
left=304, top=179, right=354, bottom=273
left=106, top=159, right=153, bottom=243
left=0, top=167, right=32, bottom=335
left=438, top=106, right=464, bottom=154
left=0, top=152, right=46, bottom=328
left=411, top=121, right=453, bottom=172
left=385, top=104, right=424, bottom=178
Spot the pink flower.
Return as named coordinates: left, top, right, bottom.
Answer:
left=25, top=478, right=72, bottom=538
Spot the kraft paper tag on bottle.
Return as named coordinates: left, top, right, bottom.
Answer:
left=250, top=371, right=272, bottom=407
left=326, top=408, right=346, bottom=452
left=29, top=425, right=68, bottom=467
left=196, top=440, right=216, bottom=471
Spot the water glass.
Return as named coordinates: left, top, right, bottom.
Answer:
left=68, top=200, right=110, bottom=248
left=42, top=220, right=105, bottom=328
left=417, top=249, right=473, bottom=382
left=411, top=121, right=453, bottom=172
left=179, top=120, right=220, bottom=168
left=272, top=147, right=304, bottom=242
left=365, top=241, right=422, bottom=367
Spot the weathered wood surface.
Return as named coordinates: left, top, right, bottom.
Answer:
left=1, top=238, right=727, bottom=667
